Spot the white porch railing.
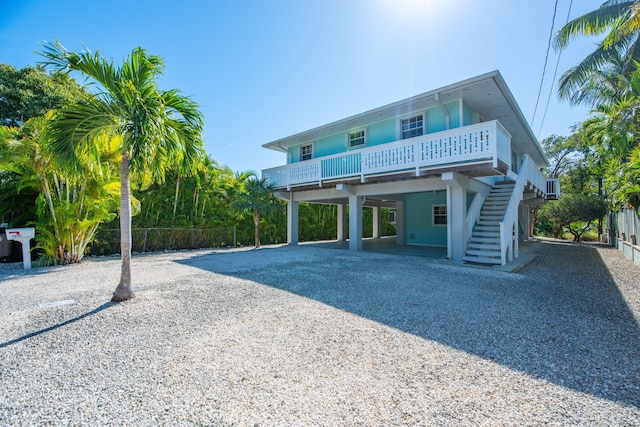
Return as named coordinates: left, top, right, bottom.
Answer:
left=263, top=120, right=512, bottom=188
left=498, top=154, right=550, bottom=264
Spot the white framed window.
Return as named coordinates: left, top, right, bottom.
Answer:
left=300, top=144, right=313, bottom=161
left=400, top=114, right=424, bottom=139
left=347, top=129, right=366, bottom=148
left=433, top=204, right=447, bottom=226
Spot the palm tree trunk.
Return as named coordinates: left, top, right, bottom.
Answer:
left=112, top=155, right=135, bottom=302
left=254, top=210, right=260, bottom=248
left=172, top=177, right=180, bottom=224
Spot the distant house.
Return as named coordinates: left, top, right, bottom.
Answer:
left=261, top=71, right=558, bottom=265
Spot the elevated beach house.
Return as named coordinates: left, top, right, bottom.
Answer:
left=262, top=71, right=559, bottom=265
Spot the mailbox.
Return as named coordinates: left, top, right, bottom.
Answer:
left=5, top=228, right=35, bottom=269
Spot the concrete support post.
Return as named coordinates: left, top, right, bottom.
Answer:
left=348, top=195, right=363, bottom=251
left=395, top=199, right=405, bottom=245
left=447, top=184, right=466, bottom=260
left=287, top=198, right=299, bottom=245
left=337, top=204, right=346, bottom=241
left=372, top=206, right=380, bottom=239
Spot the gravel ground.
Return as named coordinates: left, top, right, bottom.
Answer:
left=0, top=238, right=639, bottom=426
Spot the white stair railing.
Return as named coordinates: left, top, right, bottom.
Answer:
left=465, top=189, right=490, bottom=244
left=498, top=154, right=534, bottom=264
left=498, top=154, right=552, bottom=264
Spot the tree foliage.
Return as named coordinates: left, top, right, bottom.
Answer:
left=0, top=63, right=85, bottom=126
left=0, top=117, right=118, bottom=264
left=538, top=194, right=608, bottom=241
left=232, top=176, right=279, bottom=248
left=40, top=41, right=204, bottom=302
left=554, top=1, right=640, bottom=107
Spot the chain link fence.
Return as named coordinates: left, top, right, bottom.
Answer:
left=87, top=227, right=236, bottom=256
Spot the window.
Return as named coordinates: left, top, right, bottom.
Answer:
left=300, top=144, right=313, bottom=161
left=401, top=114, right=424, bottom=139
left=348, top=130, right=366, bottom=148
left=433, top=205, right=447, bottom=226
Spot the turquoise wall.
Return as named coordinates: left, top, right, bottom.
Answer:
left=405, top=191, right=447, bottom=246
left=463, top=102, right=474, bottom=126
left=289, top=98, right=474, bottom=163
left=446, top=101, right=460, bottom=128
left=315, top=134, right=346, bottom=158
left=367, top=119, right=397, bottom=147
left=426, top=105, right=447, bottom=133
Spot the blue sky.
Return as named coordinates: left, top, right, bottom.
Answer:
left=1, top=0, right=602, bottom=173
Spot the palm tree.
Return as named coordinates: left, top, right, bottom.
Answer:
left=40, top=41, right=204, bottom=301
left=232, top=176, right=278, bottom=248
left=554, top=1, right=640, bottom=106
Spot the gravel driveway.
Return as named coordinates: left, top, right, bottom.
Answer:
left=1, top=238, right=639, bottom=426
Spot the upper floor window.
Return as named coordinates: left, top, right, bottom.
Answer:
left=348, top=130, right=366, bottom=148
left=401, top=114, right=424, bottom=139
left=300, top=144, right=313, bottom=161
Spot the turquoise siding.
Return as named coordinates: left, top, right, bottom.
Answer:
left=425, top=101, right=460, bottom=133
left=315, top=134, right=345, bottom=158
left=405, top=191, right=447, bottom=246
left=367, top=119, right=397, bottom=147
left=289, top=98, right=475, bottom=163
left=446, top=101, right=460, bottom=128
left=289, top=146, right=298, bottom=163
left=426, top=105, right=447, bottom=133
left=463, top=102, right=474, bottom=126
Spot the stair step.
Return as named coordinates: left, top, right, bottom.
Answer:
left=467, top=242, right=501, bottom=250
left=495, top=180, right=516, bottom=185
left=463, top=256, right=503, bottom=265
left=474, top=226, right=500, bottom=232
left=477, top=221, right=500, bottom=226
left=465, top=249, right=501, bottom=257
left=472, top=232, right=500, bottom=238
left=469, top=237, right=500, bottom=243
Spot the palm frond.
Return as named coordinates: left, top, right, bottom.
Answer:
left=554, top=1, right=636, bottom=50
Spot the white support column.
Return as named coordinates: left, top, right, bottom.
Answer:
left=337, top=204, right=346, bottom=241
left=446, top=184, right=467, bottom=261
left=348, top=195, right=363, bottom=251
left=442, top=172, right=469, bottom=261
left=372, top=206, right=380, bottom=239
left=287, top=198, right=299, bottom=245
left=395, top=199, right=405, bottom=245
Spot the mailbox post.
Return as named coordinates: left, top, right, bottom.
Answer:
left=5, top=228, right=35, bottom=269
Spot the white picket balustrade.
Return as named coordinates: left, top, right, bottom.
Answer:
left=263, top=120, right=511, bottom=188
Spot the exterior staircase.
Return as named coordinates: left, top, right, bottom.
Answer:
left=463, top=181, right=515, bottom=265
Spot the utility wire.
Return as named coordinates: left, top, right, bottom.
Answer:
left=538, top=0, right=574, bottom=137
left=531, top=0, right=560, bottom=126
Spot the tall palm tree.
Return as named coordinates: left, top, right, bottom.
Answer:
left=554, top=1, right=640, bottom=106
left=232, top=176, right=278, bottom=248
left=40, top=41, right=204, bottom=301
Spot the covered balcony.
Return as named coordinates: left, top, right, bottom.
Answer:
left=263, top=120, right=513, bottom=190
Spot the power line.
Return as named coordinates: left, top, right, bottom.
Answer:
left=531, top=0, right=560, bottom=127
left=538, top=0, right=574, bottom=137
